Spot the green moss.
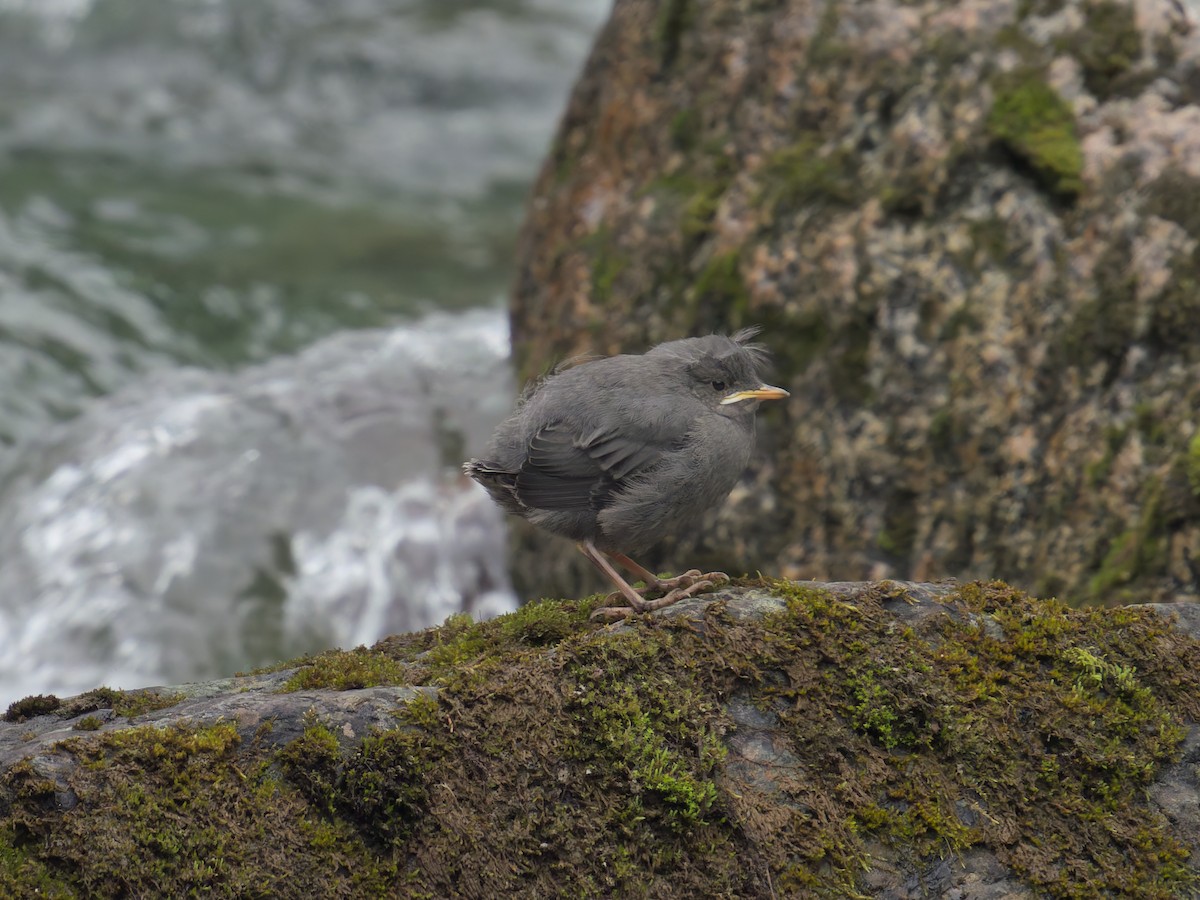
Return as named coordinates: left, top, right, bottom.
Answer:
left=1018, top=0, right=1067, bottom=16
left=967, top=217, right=1011, bottom=264
left=497, top=598, right=581, bottom=646
left=1083, top=424, right=1127, bottom=487
left=669, top=107, right=703, bottom=152
left=928, top=407, right=958, bottom=456
left=3, top=694, right=62, bottom=723
left=879, top=177, right=928, bottom=218
left=766, top=578, right=1198, bottom=893
left=759, top=137, right=860, bottom=215
left=4, top=582, right=1199, bottom=897
left=656, top=0, right=692, bottom=68
left=1187, top=433, right=1200, bottom=497
left=1140, top=169, right=1200, bottom=354
left=1143, top=167, right=1200, bottom=238
left=380, top=599, right=597, bottom=690
left=1062, top=241, right=1136, bottom=382
left=43, top=687, right=185, bottom=720
left=548, top=135, right=575, bottom=185
left=1071, top=1, right=1143, bottom=99
left=846, top=670, right=902, bottom=748
left=2, top=720, right=401, bottom=895
left=693, top=251, right=749, bottom=314
left=1134, top=401, right=1168, bottom=447
left=1061, top=645, right=1140, bottom=697
left=878, top=488, right=919, bottom=559
left=278, top=719, right=342, bottom=814
left=278, top=695, right=448, bottom=851
left=1089, top=477, right=1166, bottom=603
left=568, top=633, right=724, bottom=833
left=786, top=308, right=834, bottom=370
left=73, top=716, right=103, bottom=732
left=987, top=70, right=1083, bottom=197
left=1146, top=251, right=1200, bottom=356
left=415, top=612, right=491, bottom=672
left=280, top=646, right=409, bottom=692
left=646, top=170, right=731, bottom=245
left=829, top=309, right=876, bottom=405
left=111, top=689, right=183, bottom=718
left=0, top=827, right=73, bottom=897
left=588, top=227, right=627, bottom=305
left=335, top=723, right=440, bottom=848
left=806, top=0, right=851, bottom=68
left=994, top=23, right=1044, bottom=62
left=681, top=182, right=725, bottom=242
left=939, top=304, right=983, bottom=341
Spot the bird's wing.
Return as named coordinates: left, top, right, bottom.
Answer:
left=514, top=422, right=681, bottom=511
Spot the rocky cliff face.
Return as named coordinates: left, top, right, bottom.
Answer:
left=2, top=580, right=1199, bottom=897
left=508, top=0, right=1200, bottom=607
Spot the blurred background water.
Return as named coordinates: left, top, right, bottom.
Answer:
left=0, top=0, right=611, bottom=705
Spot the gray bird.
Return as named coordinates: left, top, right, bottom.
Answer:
left=463, top=328, right=789, bottom=619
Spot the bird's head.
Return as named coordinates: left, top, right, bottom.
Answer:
left=649, top=327, right=790, bottom=417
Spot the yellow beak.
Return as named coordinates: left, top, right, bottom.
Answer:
left=720, top=384, right=791, bottom=405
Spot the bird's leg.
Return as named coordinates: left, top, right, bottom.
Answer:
left=577, top=542, right=650, bottom=614
left=586, top=546, right=730, bottom=621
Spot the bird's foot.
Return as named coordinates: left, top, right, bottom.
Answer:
left=651, top=571, right=730, bottom=607
left=612, top=568, right=726, bottom=599
left=589, top=572, right=730, bottom=621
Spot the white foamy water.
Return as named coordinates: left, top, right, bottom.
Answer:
left=0, top=309, right=517, bottom=705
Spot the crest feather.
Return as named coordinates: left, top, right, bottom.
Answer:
left=729, top=326, right=769, bottom=364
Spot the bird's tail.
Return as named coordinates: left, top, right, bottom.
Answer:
left=462, top=459, right=525, bottom=516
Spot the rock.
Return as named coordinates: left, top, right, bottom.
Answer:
left=507, top=0, right=1200, bottom=608
left=2, top=579, right=1199, bottom=897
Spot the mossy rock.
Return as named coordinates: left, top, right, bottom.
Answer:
left=506, top=0, right=1200, bottom=615
left=2, top=580, right=1199, bottom=898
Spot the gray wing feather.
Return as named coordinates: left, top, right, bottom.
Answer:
left=514, top=424, right=677, bottom=511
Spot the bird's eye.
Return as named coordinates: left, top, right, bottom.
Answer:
left=711, top=380, right=726, bottom=392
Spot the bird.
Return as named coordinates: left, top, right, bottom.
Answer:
left=463, top=328, right=789, bottom=620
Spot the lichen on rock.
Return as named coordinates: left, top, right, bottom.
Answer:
left=507, top=0, right=1200, bottom=610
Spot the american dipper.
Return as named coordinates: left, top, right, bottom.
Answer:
left=463, top=328, right=789, bottom=619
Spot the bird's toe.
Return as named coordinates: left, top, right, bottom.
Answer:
left=641, top=579, right=716, bottom=610
left=650, top=569, right=703, bottom=591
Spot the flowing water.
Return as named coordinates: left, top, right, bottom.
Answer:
left=0, top=0, right=610, bottom=704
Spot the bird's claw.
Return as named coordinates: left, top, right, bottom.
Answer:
left=658, top=571, right=729, bottom=594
